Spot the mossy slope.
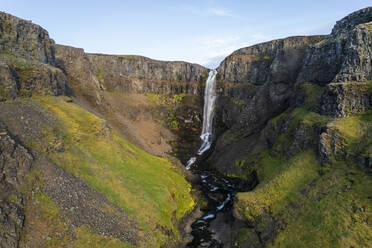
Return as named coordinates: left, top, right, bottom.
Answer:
left=233, top=82, right=372, bottom=248
left=18, top=95, right=194, bottom=247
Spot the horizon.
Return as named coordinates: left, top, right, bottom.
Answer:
left=2, top=1, right=371, bottom=68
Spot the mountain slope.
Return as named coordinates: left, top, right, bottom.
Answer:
left=0, top=11, right=198, bottom=248
left=206, top=7, right=372, bottom=247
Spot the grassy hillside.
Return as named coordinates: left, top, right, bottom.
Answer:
left=13, top=95, right=195, bottom=247
left=233, top=82, right=372, bottom=247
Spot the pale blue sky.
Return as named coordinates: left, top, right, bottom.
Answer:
left=2, top=1, right=371, bottom=68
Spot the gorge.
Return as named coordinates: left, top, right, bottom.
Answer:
left=0, top=6, right=372, bottom=248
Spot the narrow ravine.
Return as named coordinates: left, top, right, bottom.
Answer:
left=185, top=70, right=254, bottom=247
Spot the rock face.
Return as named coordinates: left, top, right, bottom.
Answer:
left=297, top=7, right=372, bottom=84
left=0, top=12, right=56, bottom=65
left=209, top=7, right=372, bottom=177
left=0, top=12, right=67, bottom=101
left=217, top=35, right=326, bottom=85
left=55, top=45, right=207, bottom=161
left=0, top=122, right=34, bottom=248
left=206, top=7, right=372, bottom=248
left=316, top=81, right=372, bottom=117
left=56, top=45, right=208, bottom=96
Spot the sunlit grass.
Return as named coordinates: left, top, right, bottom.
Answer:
left=31, top=95, right=195, bottom=246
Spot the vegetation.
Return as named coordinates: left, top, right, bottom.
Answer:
left=29, top=95, right=195, bottom=247
left=145, top=93, right=186, bottom=130
left=235, top=102, right=372, bottom=247
left=236, top=150, right=320, bottom=222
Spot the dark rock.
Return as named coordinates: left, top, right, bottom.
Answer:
left=0, top=122, right=33, bottom=248
left=55, top=44, right=208, bottom=97
left=0, top=12, right=56, bottom=65
left=38, top=159, right=142, bottom=245
left=217, top=36, right=325, bottom=85
left=297, top=8, right=372, bottom=84
left=316, top=82, right=372, bottom=117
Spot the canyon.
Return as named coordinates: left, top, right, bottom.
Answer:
left=0, top=6, right=371, bottom=248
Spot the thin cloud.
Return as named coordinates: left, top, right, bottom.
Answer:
left=198, top=34, right=272, bottom=68
left=208, top=8, right=235, bottom=17
left=180, top=4, right=239, bottom=18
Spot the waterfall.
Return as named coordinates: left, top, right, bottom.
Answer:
left=186, top=69, right=217, bottom=170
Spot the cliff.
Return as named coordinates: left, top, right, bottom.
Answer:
left=0, top=6, right=371, bottom=248
left=56, top=44, right=208, bottom=96
left=54, top=45, right=208, bottom=161
left=205, top=7, right=372, bottom=247
left=0, top=12, right=67, bottom=101
left=0, top=12, right=198, bottom=248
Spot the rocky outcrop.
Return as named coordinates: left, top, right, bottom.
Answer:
left=56, top=45, right=208, bottom=97
left=210, top=7, right=372, bottom=177
left=0, top=122, right=34, bottom=248
left=316, top=81, right=372, bottom=117
left=0, top=12, right=67, bottom=101
left=217, top=35, right=325, bottom=85
left=0, top=12, right=56, bottom=65
left=0, top=58, right=67, bottom=101
left=55, top=45, right=207, bottom=161
left=297, top=7, right=372, bottom=84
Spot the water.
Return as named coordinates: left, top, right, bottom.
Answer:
left=185, top=70, right=254, bottom=247
left=197, top=69, right=218, bottom=156
left=187, top=171, right=252, bottom=247
left=186, top=69, right=218, bottom=170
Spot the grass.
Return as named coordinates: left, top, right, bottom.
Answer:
left=30, top=95, right=195, bottom=247
left=234, top=105, right=372, bottom=247
left=236, top=150, right=320, bottom=222
left=268, top=107, right=331, bottom=157
left=327, top=112, right=372, bottom=157
left=145, top=93, right=185, bottom=130
left=300, top=83, right=324, bottom=109
left=19, top=165, right=134, bottom=248
left=269, top=161, right=372, bottom=248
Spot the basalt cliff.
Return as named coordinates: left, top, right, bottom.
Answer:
left=0, top=7, right=371, bottom=248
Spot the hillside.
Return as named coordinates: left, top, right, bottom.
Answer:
left=0, top=6, right=371, bottom=248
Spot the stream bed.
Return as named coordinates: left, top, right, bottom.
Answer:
left=186, top=165, right=255, bottom=247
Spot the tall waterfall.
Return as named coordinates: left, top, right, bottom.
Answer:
left=186, top=69, right=217, bottom=170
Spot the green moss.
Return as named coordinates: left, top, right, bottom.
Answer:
left=30, top=95, right=195, bottom=247
left=145, top=93, right=185, bottom=106
left=235, top=159, right=246, bottom=168
left=269, top=161, right=372, bottom=248
left=236, top=150, right=320, bottom=222
left=234, top=107, right=372, bottom=247
left=199, top=71, right=209, bottom=87
left=300, top=83, right=324, bottom=109
left=327, top=112, right=372, bottom=158
left=145, top=93, right=185, bottom=130
left=0, top=86, right=6, bottom=98
left=18, top=164, right=134, bottom=248
left=268, top=108, right=331, bottom=156
left=7, top=194, right=19, bottom=204
left=168, top=113, right=180, bottom=130
left=118, top=55, right=138, bottom=60
left=72, top=226, right=134, bottom=248
left=97, top=70, right=103, bottom=83
left=232, top=98, right=247, bottom=111
left=365, top=22, right=372, bottom=31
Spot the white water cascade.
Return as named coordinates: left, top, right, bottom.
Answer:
left=186, top=69, right=217, bottom=170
